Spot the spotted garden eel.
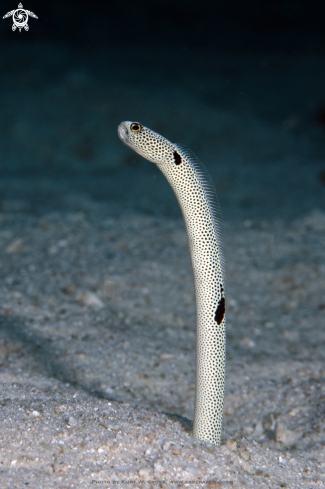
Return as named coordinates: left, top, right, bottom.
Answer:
left=118, top=121, right=226, bottom=445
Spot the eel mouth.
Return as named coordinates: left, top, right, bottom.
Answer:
left=117, top=122, right=130, bottom=145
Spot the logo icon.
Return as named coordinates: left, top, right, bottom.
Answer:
left=3, top=3, right=38, bottom=32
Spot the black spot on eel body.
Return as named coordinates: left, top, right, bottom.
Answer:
left=173, top=150, right=182, bottom=165
left=214, top=285, right=225, bottom=325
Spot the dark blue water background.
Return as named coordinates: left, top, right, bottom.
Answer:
left=1, top=0, right=325, bottom=221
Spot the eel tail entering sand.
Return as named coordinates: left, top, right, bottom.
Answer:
left=118, top=121, right=226, bottom=445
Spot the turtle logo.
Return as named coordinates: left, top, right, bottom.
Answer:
left=3, top=3, right=38, bottom=32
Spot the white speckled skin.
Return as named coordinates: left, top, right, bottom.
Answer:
left=118, top=121, right=226, bottom=445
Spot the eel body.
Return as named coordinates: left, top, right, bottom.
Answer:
left=118, top=121, right=226, bottom=445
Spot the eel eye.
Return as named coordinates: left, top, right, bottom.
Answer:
left=130, top=123, right=142, bottom=133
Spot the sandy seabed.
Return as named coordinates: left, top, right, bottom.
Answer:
left=0, top=205, right=325, bottom=488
